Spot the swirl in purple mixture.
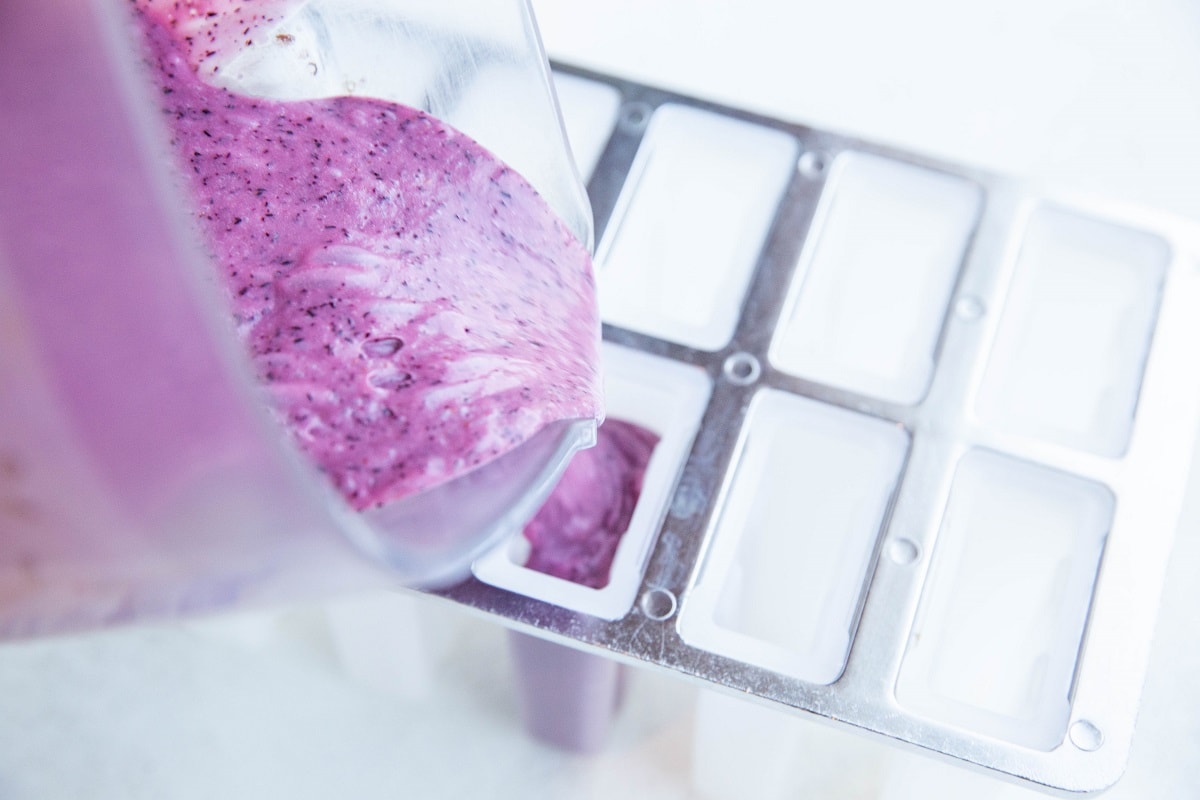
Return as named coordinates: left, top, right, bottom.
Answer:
left=133, top=5, right=602, bottom=510
left=522, top=419, right=659, bottom=589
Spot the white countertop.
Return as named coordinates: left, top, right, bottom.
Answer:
left=534, top=0, right=1200, bottom=224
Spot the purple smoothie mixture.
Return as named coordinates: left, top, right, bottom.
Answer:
left=130, top=2, right=602, bottom=511
left=522, top=419, right=659, bottom=589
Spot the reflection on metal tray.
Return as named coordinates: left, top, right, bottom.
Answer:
left=430, top=64, right=1200, bottom=795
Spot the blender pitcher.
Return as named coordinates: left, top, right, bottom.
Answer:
left=0, top=0, right=597, bottom=638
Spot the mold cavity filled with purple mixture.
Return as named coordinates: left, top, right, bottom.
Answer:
left=522, top=419, right=660, bottom=589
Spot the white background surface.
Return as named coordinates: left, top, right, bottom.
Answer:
left=2, top=1, right=1199, bottom=797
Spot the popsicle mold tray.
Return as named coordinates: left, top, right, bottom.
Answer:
left=436, top=67, right=1200, bottom=794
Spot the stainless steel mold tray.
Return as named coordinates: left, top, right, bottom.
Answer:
left=430, top=64, right=1200, bottom=795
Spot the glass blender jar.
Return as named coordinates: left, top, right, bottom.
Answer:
left=0, top=0, right=596, bottom=638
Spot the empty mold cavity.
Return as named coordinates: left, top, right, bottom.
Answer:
left=678, top=390, right=909, bottom=684
left=976, top=207, right=1168, bottom=456
left=551, top=72, right=622, bottom=181
left=770, top=152, right=982, bottom=405
left=473, top=343, right=711, bottom=620
left=896, top=449, right=1113, bottom=750
left=594, top=104, right=798, bottom=351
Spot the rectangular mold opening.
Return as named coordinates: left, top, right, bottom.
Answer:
left=678, top=389, right=909, bottom=685
left=975, top=207, right=1168, bottom=456
left=551, top=72, right=622, bottom=182
left=896, top=449, right=1113, bottom=750
left=769, top=152, right=982, bottom=405
left=594, top=103, right=798, bottom=351
left=472, top=343, right=711, bottom=620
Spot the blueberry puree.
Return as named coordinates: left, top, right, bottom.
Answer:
left=522, top=419, right=659, bottom=589
left=131, top=3, right=602, bottom=511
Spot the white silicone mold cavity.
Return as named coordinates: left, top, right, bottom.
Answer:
left=770, top=152, right=982, bottom=405
left=896, top=449, right=1113, bottom=751
left=473, top=343, right=711, bottom=620
left=594, top=104, right=798, bottom=351
left=976, top=207, right=1168, bottom=456
left=552, top=72, right=621, bottom=181
left=678, top=390, right=909, bottom=684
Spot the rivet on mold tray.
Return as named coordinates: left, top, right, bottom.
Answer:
left=722, top=352, right=761, bottom=386
left=955, top=294, right=986, bottom=321
left=798, top=149, right=829, bottom=178
left=640, top=587, right=677, bottom=620
left=887, top=537, right=920, bottom=565
left=618, top=101, right=653, bottom=133
left=1070, top=720, right=1104, bottom=751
